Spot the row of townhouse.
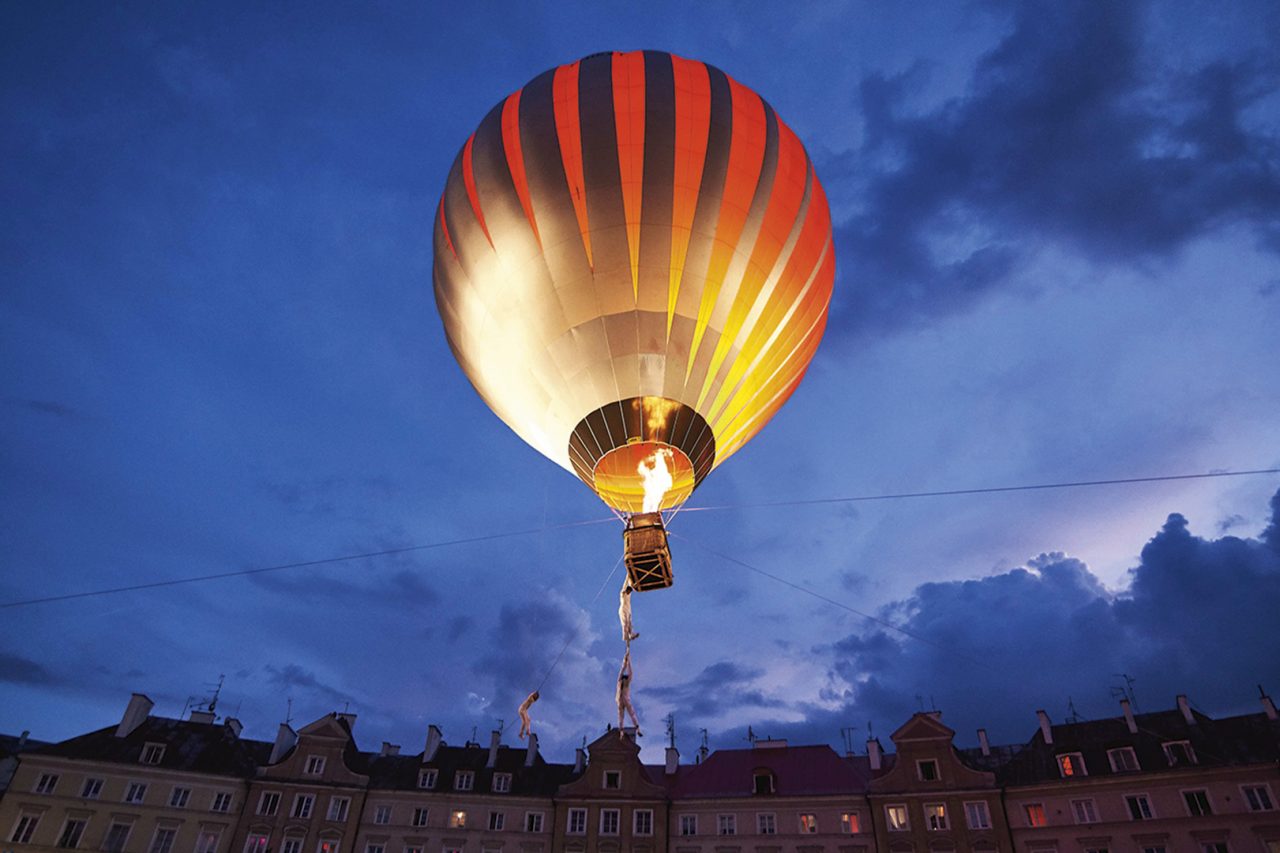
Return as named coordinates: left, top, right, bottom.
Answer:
left=2, top=689, right=1277, bottom=853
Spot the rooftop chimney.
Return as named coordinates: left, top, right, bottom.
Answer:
left=867, top=737, right=882, bottom=770
left=524, top=732, right=538, bottom=767
left=1177, top=694, right=1196, bottom=725
left=380, top=742, right=400, bottom=756
left=190, top=710, right=216, bottom=725
left=424, top=725, right=443, bottom=762
left=977, top=728, right=991, bottom=757
left=269, top=723, right=297, bottom=765
left=115, top=693, right=154, bottom=738
left=224, top=718, right=242, bottom=738
left=1036, top=710, right=1053, bottom=745
left=18, top=731, right=30, bottom=749
left=665, top=746, right=679, bottom=775
left=1120, top=698, right=1138, bottom=734
left=335, top=711, right=357, bottom=730
left=1261, top=688, right=1278, bottom=721
left=486, top=730, right=501, bottom=768
left=573, top=747, right=586, bottom=774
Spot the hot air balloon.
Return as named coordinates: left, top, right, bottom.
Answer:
left=433, top=50, right=834, bottom=590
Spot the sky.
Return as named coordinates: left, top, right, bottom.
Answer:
left=2, top=1, right=1278, bottom=763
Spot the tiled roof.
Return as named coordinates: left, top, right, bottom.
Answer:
left=32, top=718, right=271, bottom=777
left=364, top=743, right=580, bottom=796
left=664, top=744, right=873, bottom=799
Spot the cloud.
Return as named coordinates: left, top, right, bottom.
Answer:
left=264, top=663, right=356, bottom=711
left=827, top=0, right=1280, bottom=336
left=0, top=652, right=58, bottom=686
left=645, top=660, right=788, bottom=719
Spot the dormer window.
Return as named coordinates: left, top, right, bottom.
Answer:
left=603, top=770, right=621, bottom=790
left=304, top=755, right=326, bottom=776
left=141, top=743, right=166, bottom=765
left=1163, top=741, right=1196, bottom=767
left=417, top=769, right=437, bottom=789
left=1057, top=752, right=1086, bottom=777
left=454, top=770, right=474, bottom=791
left=753, top=770, right=776, bottom=794
left=492, top=772, right=511, bottom=793
left=917, top=759, right=940, bottom=781
left=1108, top=747, right=1139, bottom=772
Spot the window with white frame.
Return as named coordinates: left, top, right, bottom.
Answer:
left=1024, top=803, right=1046, bottom=827
left=258, top=791, right=281, bottom=815
left=141, top=743, right=167, bottom=765
left=1142, top=846, right=1166, bottom=853
left=81, top=778, right=104, bottom=799
left=402, top=846, right=422, bottom=853
left=102, top=822, right=131, bottom=853
left=487, top=811, right=504, bottom=831
left=757, top=813, right=776, bottom=835
left=917, top=759, right=940, bottom=781
left=373, top=805, right=392, bottom=825
left=170, top=787, right=191, bottom=808
left=326, top=796, right=349, bottom=821
left=453, top=770, right=474, bottom=791
left=315, top=839, right=339, bottom=853
left=718, top=814, right=736, bottom=835
left=364, top=845, right=384, bottom=853
left=125, top=782, right=148, bottom=804
left=1070, top=798, right=1098, bottom=824
left=1056, top=753, right=1085, bottom=777
left=417, top=768, right=436, bottom=789
left=524, top=812, right=544, bottom=833
left=753, top=771, right=775, bottom=794
left=634, top=809, right=653, bottom=836
left=1125, top=794, right=1153, bottom=820
left=196, top=829, right=221, bottom=853
left=1164, top=740, right=1196, bottom=766
left=492, top=772, right=511, bottom=793
left=1184, top=789, right=1212, bottom=816
left=10, top=812, right=42, bottom=844
left=303, top=755, right=325, bottom=775
left=679, top=814, right=697, bottom=836
left=149, top=827, right=177, bottom=853
left=599, top=808, right=619, bottom=835
left=1243, top=785, right=1275, bottom=811
left=1201, top=843, right=1229, bottom=853
left=887, top=804, right=909, bottom=831
left=412, top=807, right=428, bottom=827
left=800, top=813, right=819, bottom=833
left=925, top=803, right=948, bottom=831
left=35, top=773, right=60, bottom=794
left=281, top=837, right=302, bottom=853
left=57, top=818, right=88, bottom=849
left=292, top=793, right=314, bottom=819
left=842, top=811, right=862, bottom=833
left=966, top=801, right=992, bottom=829
left=211, top=792, right=233, bottom=813
left=1108, top=747, right=1140, bottom=772
left=448, top=810, right=466, bottom=829
left=243, top=834, right=269, bottom=853
left=567, top=808, right=587, bottom=835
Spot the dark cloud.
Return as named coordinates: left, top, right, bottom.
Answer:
left=264, top=663, right=355, bottom=711
left=828, top=0, right=1280, bottom=335
left=472, top=597, right=584, bottom=712
left=0, top=652, right=58, bottom=685
left=645, top=660, right=787, bottom=719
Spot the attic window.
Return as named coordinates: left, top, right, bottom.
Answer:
left=454, top=770, right=474, bottom=791
left=141, top=743, right=166, bottom=765
left=753, top=770, right=776, bottom=794
left=917, top=759, right=940, bottom=781
left=1107, top=747, right=1139, bottom=772
left=603, top=770, right=621, bottom=789
left=417, top=769, right=437, bottom=789
left=1056, top=752, right=1086, bottom=777
left=1163, top=741, right=1196, bottom=767
left=492, top=772, right=511, bottom=793
left=304, top=755, right=326, bottom=776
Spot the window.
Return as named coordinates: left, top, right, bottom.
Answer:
left=800, top=813, right=819, bottom=833
left=1164, top=740, right=1196, bottom=766
left=365, top=846, right=384, bottom=853
left=81, top=778, right=104, bottom=799
left=454, top=770, right=474, bottom=791
left=150, top=828, right=177, bottom=853
left=1071, top=798, right=1098, bottom=824
left=1108, top=747, right=1140, bottom=772
left=211, top=792, right=232, bottom=813
left=103, top=823, right=132, bottom=853
left=487, top=811, right=504, bottom=831
left=141, top=743, right=167, bottom=765
left=57, top=818, right=88, bottom=849
left=717, top=814, right=736, bottom=835
left=1057, top=753, right=1085, bottom=777
left=1024, top=803, right=1046, bottom=827
left=10, top=813, right=41, bottom=844
left=412, top=807, right=429, bottom=827
left=281, top=838, right=302, bottom=853
left=841, top=812, right=862, bottom=833
left=304, top=755, right=326, bottom=776
left=315, top=839, right=339, bottom=853
left=492, top=772, right=511, bottom=793
left=35, top=773, right=60, bottom=794
left=1125, top=794, right=1153, bottom=820
left=1142, top=847, right=1166, bottom=853
left=680, top=814, right=697, bottom=836
left=918, top=759, right=940, bottom=781
left=757, top=813, right=776, bottom=835
left=196, top=830, right=221, bottom=853
left=170, top=787, right=192, bottom=808
left=887, top=804, right=910, bottom=831
left=417, top=768, right=436, bottom=789
left=753, top=771, right=775, bottom=794
left=448, top=810, right=466, bottom=829
left=292, top=794, right=315, bottom=819
left=524, top=812, right=544, bottom=833
left=567, top=808, right=587, bottom=835
left=374, top=805, right=392, bottom=825
left=966, top=801, right=992, bottom=829
left=258, top=791, right=281, bottom=815
left=600, top=809, right=619, bottom=836
left=326, top=797, right=349, bottom=821
left=1184, top=789, right=1212, bottom=816
left=925, top=804, right=948, bottom=831
left=634, top=809, right=653, bottom=836
left=603, top=770, right=620, bottom=790
left=1084, top=847, right=1110, bottom=853
left=1201, top=844, right=1229, bottom=853
left=403, top=847, right=422, bottom=853
left=243, top=835, right=269, bottom=853
left=1243, top=785, right=1275, bottom=811
left=125, top=782, right=149, bottom=804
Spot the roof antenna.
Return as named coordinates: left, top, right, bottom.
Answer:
left=664, top=714, right=676, bottom=750
left=915, top=694, right=925, bottom=711
left=1066, top=697, right=1083, bottom=723
left=285, top=697, right=294, bottom=726
left=208, top=675, right=225, bottom=714
left=1110, top=673, right=1139, bottom=711
left=840, top=726, right=858, bottom=755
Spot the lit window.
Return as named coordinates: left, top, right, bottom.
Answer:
left=196, top=830, right=221, bottom=853
left=524, top=812, right=544, bottom=833
left=487, top=811, right=504, bottom=831
left=10, top=813, right=42, bottom=844
left=917, top=759, right=940, bottom=781
left=81, top=778, right=104, bottom=799
left=1164, top=741, right=1196, bottom=766
left=1057, top=753, right=1085, bottom=777
left=925, top=804, right=948, bottom=831
left=417, top=768, right=436, bottom=789
left=600, top=809, right=619, bottom=836
left=315, top=839, right=339, bottom=853
left=412, top=807, right=428, bottom=827
left=35, top=773, right=60, bottom=794
left=374, top=805, right=392, bottom=825
left=800, top=813, right=818, bottom=833
left=125, top=782, right=148, bottom=804
left=326, top=797, right=349, bottom=821
left=1125, top=795, right=1153, bottom=820
left=841, top=812, right=862, bottom=833
left=292, top=794, right=314, bottom=819
left=454, top=771, right=474, bottom=791
left=141, top=743, right=167, bottom=765
left=887, top=804, right=910, bottom=831
left=567, top=808, right=586, bottom=835
left=679, top=814, right=697, bottom=836
left=170, top=787, right=191, bottom=808
left=966, top=801, right=992, bottom=829
left=57, top=818, right=88, bottom=849
left=634, top=809, right=653, bottom=836
left=492, top=772, right=511, bottom=793
left=757, top=813, right=776, bottom=835
left=211, top=792, right=233, bottom=813
left=603, top=770, right=621, bottom=789
left=1108, top=747, right=1139, bottom=772
left=149, top=828, right=177, bottom=853
left=1024, top=803, right=1046, bottom=827
left=753, top=771, right=775, bottom=794
left=258, top=792, right=281, bottom=815
left=718, top=814, right=736, bottom=835
left=243, top=834, right=269, bottom=853
left=1243, top=785, right=1275, bottom=812
left=1184, top=790, right=1212, bottom=816
left=1071, top=798, right=1098, bottom=824
left=103, top=823, right=132, bottom=853
left=304, top=755, right=326, bottom=776
left=281, top=838, right=302, bottom=853
left=448, top=810, right=466, bottom=829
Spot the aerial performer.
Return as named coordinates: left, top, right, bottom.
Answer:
left=618, top=578, right=640, bottom=644
left=616, top=648, right=641, bottom=733
left=433, top=51, right=835, bottom=592
left=516, top=690, right=539, bottom=740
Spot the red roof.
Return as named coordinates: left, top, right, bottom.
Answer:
left=649, top=744, right=874, bottom=798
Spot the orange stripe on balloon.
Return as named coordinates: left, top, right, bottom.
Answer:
left=461, top=134, right=493, bottom=248
left=501, top=89, right=541, bottom=248
left=552, top=62, right=592, bottom=268
left=612, top=50, right=646, bottom=301
left=685, top=74, right=767, bottom=380
left=668, top=54, right=711, bottom=337
left=438, top=204, right=460, bottom=264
